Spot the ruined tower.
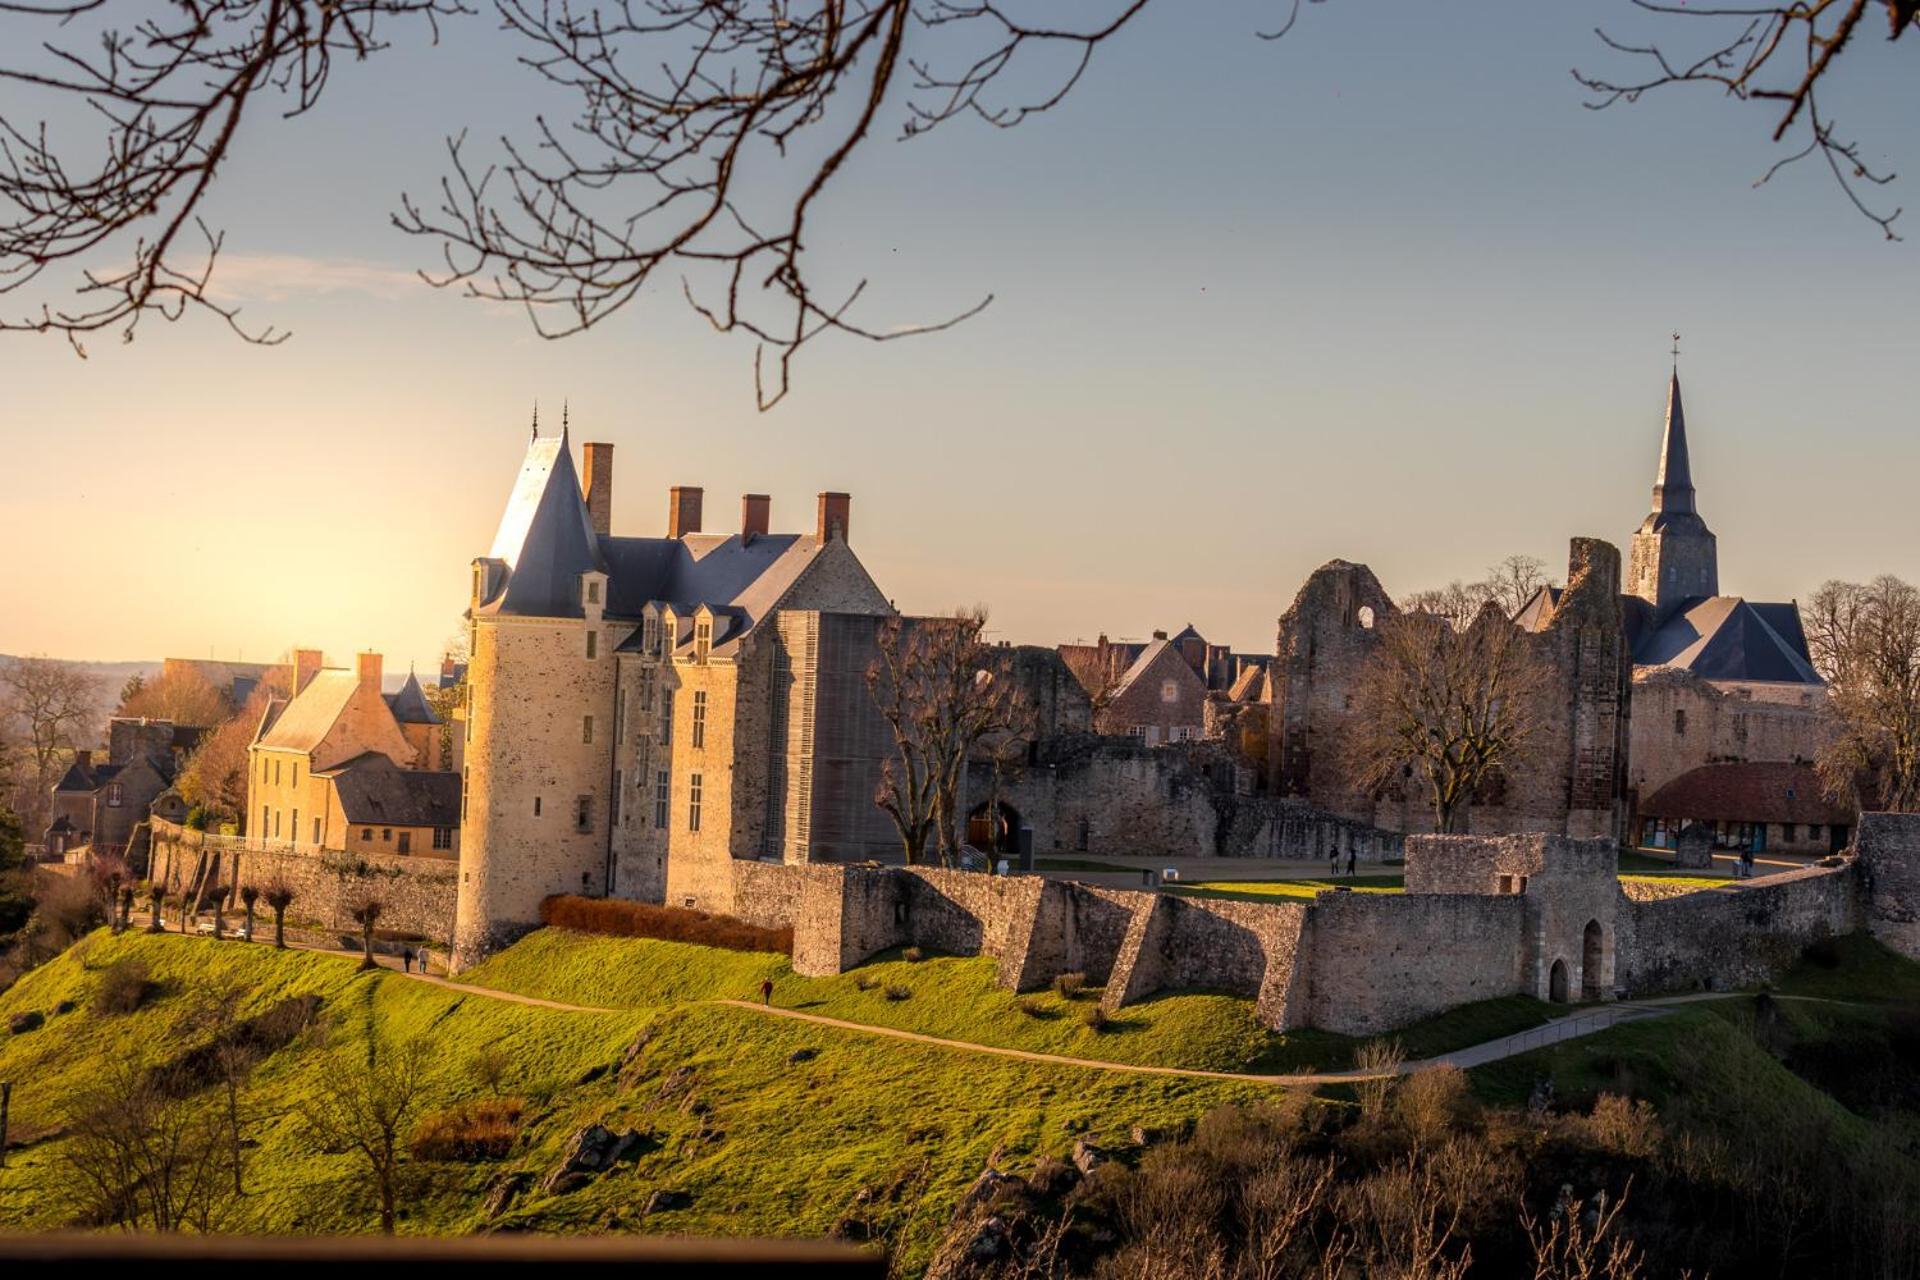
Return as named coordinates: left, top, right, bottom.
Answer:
left=1626, top=370, right=1718, bottom=618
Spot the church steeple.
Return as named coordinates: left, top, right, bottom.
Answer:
left=1650, top=369, right=1695, bottom=515
left=1627, top=356, right=1718, bottom=617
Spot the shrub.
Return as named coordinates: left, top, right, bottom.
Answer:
left=902, top=946, right=923, bottom=963
left=883, top=984, right=912, bottom=1002
left=1352, top=1038, right=1405, bottom=1118
left=854, top=974, right=879, bottom=992
left=8, top=1010, right=43, bottom=1035
left=1582, top=1092, right=1662, bottom=1159
left=1082, top=1004, right=1109, bottom=1033
left=540, top=895, right=792, bottom=955
left=1017, top=996, right=1048, bottom=1019
left=469, top=1044, right=513, bottom=1095
left=93, top=958, right=156, bottom=1015
left=1394, top=1064, right=1471, bottom=1148
left=1053, top=972, right=1087, bottom=1000
left=410, top=1096, right=526, bottom=1162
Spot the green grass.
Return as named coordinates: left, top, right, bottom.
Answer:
left=1169, top=876, right=1404, bottom=903
left=1619, top=874, right=1729, bottom=891
left=0, top=931, right=1271, bottom=1269
left=1774, top=931, right=1920, bottom=1006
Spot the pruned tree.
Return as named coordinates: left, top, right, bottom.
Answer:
left=1346, top=607, right=1556, bottom=833
left=5, top=3, right=1903, bottom=404
left=1577, top=1, right=1917, bottom=239
left=60, top=1057, right=235, bottom=1231
left=239, top=883, right=261, bottom=942
left=299, top=1027, right=432, bottom=1234
left=1808, top=575, right=1920, bottom=812
left=350, top=897, right=385, bottom=969
left=264, top=878, right=296, bottom=949
left=867, top=609, right=1033, bottom=868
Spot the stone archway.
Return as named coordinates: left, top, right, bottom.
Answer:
left=1548, top=958, right=1570, bottom=1004
left=1581, top=919, right=1606, bottom=1001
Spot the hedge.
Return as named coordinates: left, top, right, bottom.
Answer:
left=539, top=894, right=793, bottom=955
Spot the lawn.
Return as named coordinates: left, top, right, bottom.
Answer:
left=1169, top=876, right=1405, bottom=903
left=1619, top=874, right=1728, bottom=892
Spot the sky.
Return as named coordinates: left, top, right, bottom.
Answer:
left=0, top=1, right=1915, bottom=671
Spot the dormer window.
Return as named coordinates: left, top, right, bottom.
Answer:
left=695, top=616, right=713, bottom=664
left=586, top=580, right=601, bottom=605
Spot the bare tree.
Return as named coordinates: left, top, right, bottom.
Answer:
left=867, top=609, right=1033, bottom=867
left=60, top=1058, right=234, bottom=1231
left=1808, top=575, right=1920, bottom=812
left=239, top=882, right=260, bottom=942
left=1577, top=1, right=1916, bottom=239
left=178, top=682, right=284, bottom=826
left=264, top=878, right=296, bottom=949
left=1346, top=608, right=1555, bottom=833
left=350, top=896, right=384, bottom=969
left=1404, top=555, right=1551, bottom=628
left=0, top=655, right=102, bottom=827
left=299, top=1028, right=432, bottom=1234
left=116, top=665, right=230, bottom=727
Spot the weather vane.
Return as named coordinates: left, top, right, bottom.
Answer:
left=1671, top=331, right=1681, bottom=363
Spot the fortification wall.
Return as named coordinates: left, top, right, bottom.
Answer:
left=1303, top=892, right=1527, bottom=1035
left=150, top=821, right=458, bottom=944
left=1615, top=862, right=1861, bottom=995
left=1858, top=812, right=1920, bottom=961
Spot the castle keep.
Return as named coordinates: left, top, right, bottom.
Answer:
left=454, top=425, right=897, bottom=967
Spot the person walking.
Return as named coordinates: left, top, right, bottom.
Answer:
left=759, top=977, right=774, bottom=1007
left=1330, top=848, right=1340, bottom=878
left=1346, top=848, right=1357, bottom=878
left=402, top=946, right=416, bottom=973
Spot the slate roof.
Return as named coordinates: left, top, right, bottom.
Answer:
left=1640, top=762, right=1849, bottom=827
left=1630, top=596, right=1822, bottom=685
left=256, top=670, right=360, bottom=753
left=324, top=753, right=461, bottom=829
left=52, top=759, right=121, bottom=793
left=479, top=430, right=844, bottom=651
left=1227, top=665, right=1270, bottom=703
left=385, top=671, right=441, bottom=725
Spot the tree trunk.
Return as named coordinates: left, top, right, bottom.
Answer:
left=361, top=922, right=377, bottom=970
left=273, top=906, right=286, bottom=950
left=243, top=903, right=256, bottom=943
left=147, top=895, right=164, bottom=934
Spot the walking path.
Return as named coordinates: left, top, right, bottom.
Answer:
left=140, top=924, right=1834, bottom=1085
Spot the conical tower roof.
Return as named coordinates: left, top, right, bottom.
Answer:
left=1650, top=369, right=1696, bottom=515
left=479, top=422, right=604, bottom=616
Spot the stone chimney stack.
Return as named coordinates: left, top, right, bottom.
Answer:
left=294, top=648, right=323, bottom=696
left=75, top=749, right=91, bottom=771
left=742, top=493, right=771, bottom=541
left=581, top=442, right=614, bottom=537
left=668, top=486, right=704, bottom=539
left=817, top=491, right=851, bottom=543
left=356, top=651, right=383, bottom=700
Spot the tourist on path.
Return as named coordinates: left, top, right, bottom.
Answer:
left=760, top=978, right=774, bottom=1006
left=1346, top=849, right=1357, bottom=877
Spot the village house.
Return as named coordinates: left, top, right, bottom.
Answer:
left=43, top=717, right=201, bottom=861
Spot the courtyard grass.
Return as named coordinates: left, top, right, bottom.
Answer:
left=1169, top=876, right=1405, bottom=902
left=1618, top=874, right=1729, bottom=892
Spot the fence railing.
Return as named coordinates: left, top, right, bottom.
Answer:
left=1498, top=1005, right=1646, bottom=1059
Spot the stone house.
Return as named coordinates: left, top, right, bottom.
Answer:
left=1100, top=634, right=1212, bottom=744
left=245, top=649, right=451, bottom=854
left=43, top=718, right=202, bottom=860
left=455, top=426, right=900, bottom=967
left=1638, top=761, right=1851, bottom=856
left=1062, top=624, right=1268, bottom=743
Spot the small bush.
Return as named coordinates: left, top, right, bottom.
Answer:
left=8, top=1010, right=43, bottom=1035
left=1053, top=972, right=1087, bottom=1000
left=1394, top=1064, right=1471, bottom=1148
left=854, top=974, right=879, bottom=992
left=883, top=984, right=912, bottom=1002
left=93, top=958, right=156, bottom=1015
left=902, top=946, right=924, bottom=963
left=540, top=895, right=792, bottom=955
left=1082, top=1004, right=1109, bottom=1033
left=410, top=1096, right=526, bottom=1162
left=1017, top=996, right=1049, bottom=1019
left=470, top=1044, right=513, bottom=1095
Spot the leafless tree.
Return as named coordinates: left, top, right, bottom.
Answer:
left=867, top=609, right=1033, bottom=867
left=0, top=655, right=102, bottom=828
left=1576, top=0, right=1916, bottom=239
left=1808, top=575, right=1920, bottom=812
left=116, top=665, right=230, bottom=727
left=1404, top=555, right=1551, bottom=629
left=1346, top=608, right=1555, bottom=833
left=60, top=1057, right=235, bottom=1231
left=350, top=896, right=385, bottom=969
left=1523, top=1183, right=1646, bottom=1280
left=264, top=878, right=296, bottom=948
left=239, top=882, right=260, bottom=942
left=299, top=1027, right=432, bottom=1233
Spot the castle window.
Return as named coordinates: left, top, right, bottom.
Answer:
left=575, top=794, right=594, bottom=834
left=583, top=715, right=595, bottom=745
left=273, top=810, right=281, bottom=839
left=461, top=767, right=468, bottom=821
left=397, top=831, right=412, bottom=854
left=692, top=690, right=708, bottom=749
left=586, top=580, right=600, bottom=605
left=382, top=828, right=392, bottom=842
left=1674, top=709, right=1687, bottom=735
left=292, top=762, right=299, bottom=787
left=533, top=796, right=543, bottom=818
left=312, top=817, right=321, bottom=844
left=263, top=804, right=270, bottom=836
left=362, top=827, right=372, bottom=841
left=695, top=618, right=712, bottom=664
left=654, top=770, right=669, bottom=829
left=291, top=809, right=299, bottom=840
left=274, top=759, right=281, bottom=785
left=433, top=827, right=453, bottom=850
left=107, top=783, right=123, bottom=808
left=688, top=773, right=703, bottom=832
left=586, top=630, right=598, bottom=660
left=615, top=688, right=626, bottom=741
left=661, top=689, right=674, bottom=744
left=1783, top=823, right=1797, bottom=843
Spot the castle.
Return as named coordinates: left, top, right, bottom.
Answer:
left=454, top=427, right=900, bottom=967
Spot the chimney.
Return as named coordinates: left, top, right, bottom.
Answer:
left=294, top=648, right=323, bottom=696
left=668, top=486, right=703, bottom=539
left=581, top=442, right=614, bottom=537
left=742, top=493, right=771, bottom=541
left=356, top=651, right=383, bottom=700
left=1152, top=629, right=1168, bottom=641
left=817, top=491, right=851, bottom=543
left=75, top=749, right=92, bottom=771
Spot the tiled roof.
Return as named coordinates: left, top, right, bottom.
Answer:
left=1640, top=762, right=1849, bottom=826
left=256, top=670, right=360, bottom=753
left=385, top=671, right=441, bottom=725
left=1631, top=596, right=1821, bottom=685
left=324, top=753, right=461, bottom=828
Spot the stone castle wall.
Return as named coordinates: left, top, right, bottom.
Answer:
left=1303, top=892, right=1528, bottom=1034
left=1616, top=861, right=1860, bottom=995
left=151, top=819, right=458, bottom=944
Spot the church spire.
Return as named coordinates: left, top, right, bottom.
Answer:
left=1650, top=368, right=1695, bottom=515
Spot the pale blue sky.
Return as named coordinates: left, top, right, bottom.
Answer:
left=1, top=1, right=1914, bottom=669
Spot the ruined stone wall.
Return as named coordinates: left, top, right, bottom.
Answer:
left=1853, top=812, right=1920, bottom=961
left=1268, top=561, right=1396, bottom=819
left=1303, top=892, right=1528, bottom=1035
left=151, top=820, right=457, bottom=944
left=1626, top=670, right=1825, bottom=798
left=1615, top=862, right=1861, bottom=995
